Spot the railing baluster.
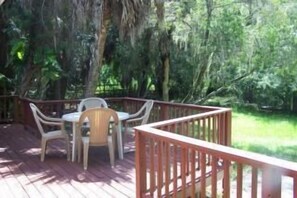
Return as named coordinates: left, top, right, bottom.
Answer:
left=293, top=176, right=297, bottom=197
left=223, top=160, right=230, bottom=198
left=149, top=138, right=155, bottom=196
left=157, top=140, right=163, bottom=197
left=202, top=118, right=206, bottom=141
left=181, top=147, right=187, bottom=198
left=237, top=163, right=243, bottom=198
left=211, top=156, right=218, bottom=198
left=165, top=142, right=170, bottom=196
left=201, top=152, right=206, bottom=198
left=219, top=114, right=226, bottom=145
left=208, top=117, right=211, bottom=143
left=173, top=144, right=178, bottom=197
left=196, top=119, right=200, bottom=139
left=211, top=115, right=217, bottom=143
left=191, top=149, right=196, bottom=198
left=251, top=167, right=258, bottom=198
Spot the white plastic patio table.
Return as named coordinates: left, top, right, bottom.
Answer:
left=62, top=111, right=129, bottom=162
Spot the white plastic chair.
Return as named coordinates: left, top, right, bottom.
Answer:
left=29, top=103, right=70, bottom=161
left=77, top=97, right=108, bottom=112
left=77, top=97, right=108, bottom=135
left=77, top=108, right=118, bottom=170
left=123, top=100, right=154, bottom=150
left=125, top=100, right=154, bottom=126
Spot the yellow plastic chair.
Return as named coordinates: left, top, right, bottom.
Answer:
left=77, top=108, right=118, bottom=170
left=29, top=103, right=70, bottom=162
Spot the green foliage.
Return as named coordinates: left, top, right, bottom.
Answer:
left=9, top=37, right=27, bottom=61
left=233, top=1, right=297, bottom=110
left=106, top=25, right=156, bottom=97
left=1, top=0, right=297, bottom=110
left=40, top=51, right=62, bottom=80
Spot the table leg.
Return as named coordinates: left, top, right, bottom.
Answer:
left=117, top=121, right=124, bottom=159
left=72, top=122, right=77, bottom=162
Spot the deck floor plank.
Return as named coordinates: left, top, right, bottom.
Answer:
left=0, top=174, right=15, bottom=198
left=0, top=124, right=136, bottom=197
left=91, top=159, right=135, bottom=197
left=0, top=151, right=41, bottom=197
left=3, top=133, right=66, bottom=197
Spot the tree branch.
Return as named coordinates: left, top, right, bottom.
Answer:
left=196, top=71, right=254, bottom=104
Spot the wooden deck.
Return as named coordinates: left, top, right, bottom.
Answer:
left=0, top=124, right=136, bottom=198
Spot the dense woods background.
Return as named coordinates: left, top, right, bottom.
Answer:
left=1, top=0, right=297, bottom=112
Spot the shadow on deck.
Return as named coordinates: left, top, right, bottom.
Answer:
left=0, top=124, right=136, bottom=197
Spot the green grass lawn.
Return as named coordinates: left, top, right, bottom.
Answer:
left=231, top=110, right=297, bottom=162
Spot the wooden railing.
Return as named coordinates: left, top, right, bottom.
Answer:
left=0, top=95, right=19, bottom=123
left=1, top=95, right=297, bottom=197
left=0, top=96, right=219, bottom=134
left=135, top=114, right=297, bottom=197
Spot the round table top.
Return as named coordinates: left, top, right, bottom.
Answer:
left=62, top=111, right=129, bottom=122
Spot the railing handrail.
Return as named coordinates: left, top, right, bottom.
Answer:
left=20, top=97, right=80, bottom=104
left=107, top=97, right=223, bottom=111
left=146, top=108, right=230, bottom=128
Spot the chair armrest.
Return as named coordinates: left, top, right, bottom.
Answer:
left=45, top=117, right=64, bottom=122
left=128, top=111, right=143, bottom=119
left=123, top=118, right=143, bottom=133
left=128, top=103, right=147, bottom=119
left=125, top=116, right=144, bottom=124
left=39, top=119, right=64, bottom=127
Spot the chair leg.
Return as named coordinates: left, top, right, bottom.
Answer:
left=78, top=139, right=81, bottom=163
left=108, top=136, right=115, bottom=167
left=41, top=138, right=47, bottom=162
left=65, top=136, right=70, bottom=161
left=122, top=130, right=126, bottom=153
left=83, top=143, right=89, bottom=170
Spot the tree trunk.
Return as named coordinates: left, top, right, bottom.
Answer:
left=137, top=28, right=153, bottom=97
left=84, top=0, right=107, bottom=97
left=292, top=91, right=297, bottom=113
left=162, top=56, right=170, bottom=101
left=0, top=7, right=9, bottom=94
left=155, top=1, right=171, bottom=101
left=18, top=0, right=42, bottom=97
left=46, top=1, right=71, bottom=100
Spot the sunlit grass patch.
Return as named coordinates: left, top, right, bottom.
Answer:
left=231, top=110, right=297, bottom=162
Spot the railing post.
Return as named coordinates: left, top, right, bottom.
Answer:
left=135, top=128, right=147, bottom=198
left=13, top=96, right=19, bottom=123
left=262, top=168, right=281, bottom=198
left=293, top=176, right=297, bottom=197
left=122, top=99, right=128, bottom=112
left=222, top=160, right=230, bottom=198
left=225, top=110, right=232, bottom=146
left=22, top=98, right=30, bottom=129
left=160, top=104, right=169, bottom=121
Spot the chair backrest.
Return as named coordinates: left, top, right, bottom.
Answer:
left=29, top=103, right=50, bottom=136
left=138, top=100, right=154, bottom=125
left=78, top=108, right=119, bottom=146
left=78, top=97, right=108, bottom=112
